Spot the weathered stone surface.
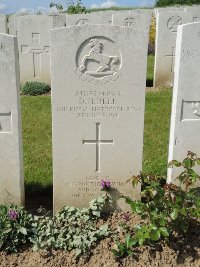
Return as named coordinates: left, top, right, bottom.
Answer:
left=50, top=25, right=148, bottom=211
left=65, top=12, right=113, bottom=25
left=17, top=15, right=65, bottom=85
left=8, top=14, right=19, bottom=36
left=154, top=11, right=192, bottom=88
left=0, top=14, right=7, bottom=33
left=185, top=5, right=200, bottom=22
left=0, top=33, right=24, bottom=205
left=168, top=22, right=200, bottom=186
left=154, top=6, right=185, bottom=17
left=112, top=11, right=152, bottom=32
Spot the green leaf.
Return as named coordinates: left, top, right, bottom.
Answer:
left=180, top=207, right=187, bottom=216
left=92, top=211, right=100, bottom=217
left=182, top=158, right=194, bottom=168
left=170, top=208, right=179, bottom=220
left=19, top=227, right=27, bottom=235
left=159, top=227, right=169, bottom=237
left=150, top=229, right=161, bottom=241
left=168, top=160, right=181, bottom=167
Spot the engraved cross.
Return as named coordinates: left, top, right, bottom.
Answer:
left=166, top=46, right=175, bottom=72
left=21, top=33, right=50, bottom=78
left=82, top=123, right=114, bottom=172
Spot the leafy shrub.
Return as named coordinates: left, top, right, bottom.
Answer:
left=30, top=194, right=111, bottom=256
left=49, top=2, right=64, bottom=11
left=0, top=205, right=33, bottom=252
left=113, top=151, right=200, bottom=257
left=67, top=0, right=86, bottom=14
left=21, top=81, right=51, bottom=96
left=50, top=0, right=86, bottom=13
left=155, top=0, right=200, bottom=7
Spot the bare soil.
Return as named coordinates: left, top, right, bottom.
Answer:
left=0, top=211, right=199, bottom=267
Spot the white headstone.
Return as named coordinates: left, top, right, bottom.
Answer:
left=112, top=11, right=152, bottom=32
left=185, top=5, right=200, bottom=22
left=65, top=12, right=113, bottom=26
left=154, top=11, right=192, bottom=87
left=0, top=15, right=7, bottom=33
left=0, top=33, right=24, bottom=205
left=18, top=15, right=65, bottom=85
left=168, top=22, right=200, bottom=185
left=50, top=25, right=148, bottom=211
left=154, top=6, right=185, bottom=17
left=8, top=14, right=20, bottom=36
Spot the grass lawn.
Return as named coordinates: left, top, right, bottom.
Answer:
left=143, top=89, right=172, bottom=175
left=146, top=54, right=154, bottom=87
left=21, top=96, right=52, bottom=194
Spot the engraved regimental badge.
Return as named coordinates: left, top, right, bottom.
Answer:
left=167, top=15, right=182, bottom=32
left=76, top=37, right=122, bottom=85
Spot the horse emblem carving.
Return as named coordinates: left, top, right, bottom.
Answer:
left=78, top=38, right=119, bottom=77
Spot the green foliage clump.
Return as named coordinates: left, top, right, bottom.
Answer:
left=113, top=151, right=200, bottom=258
left=0, top=205, right=33, bottom=253
left=67, top=0, right=87, bottom=14
left=0, top=195, right=111, bottom=256
left=30, top=194, right=111, bottom=256
left=155, top=0, right=200, bottom=7
left=50, top=0, right=86, bottom=14
left=49, top=2, right=64, bottom=11
left=21, top=81, right=51, bottom=96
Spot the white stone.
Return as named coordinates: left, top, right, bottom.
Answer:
left=168, top=22, right=200, bottom=185
left=65, top=12, right=113, bottom=25
left=8, top=14, right=20, bottom=36
left=154, top=6, right=185, bottom=16
left=112, top=11, right=152, bottom=32
left=185, top=5, right=200, bottom=22
left=17, top=15, right=65, bottom=85
left=0, top=33, right=24, bottom=205
left=154, top=11, right=193, bottom=87
left=50, top=25, right=148, bottom=211
left=0, top=15, right=7, bottom=33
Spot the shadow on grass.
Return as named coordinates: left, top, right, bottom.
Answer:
left=146, top=78, right=153, bottom=87
left=25, top=183, right=53, bottom=214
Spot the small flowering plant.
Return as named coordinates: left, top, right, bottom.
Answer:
left=0, top=205, right=33, bottom=252
left=100, top=179, right=111, bottom=191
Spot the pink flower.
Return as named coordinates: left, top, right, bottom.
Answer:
left=8, top=210, right=18, bottom=220
left=100, top=179, right=111, bottom=190
left=121, top=212, right=130, bottom=222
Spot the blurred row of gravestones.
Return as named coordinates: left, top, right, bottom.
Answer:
left=0, top=6, right=200, bottom=88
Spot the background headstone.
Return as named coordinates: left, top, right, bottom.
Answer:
left=168, top=22, right=200, bottom=185
left=0, top=14, right=7, bottom=33
left=185, top=5, right=200, bottom=22
left=65, top=12, right=113, bottom=25
left=18, top=15, right=65, bottom=85
left=0, top=33, right=24, bottom=205
left=50, top=25, right=148, bottom=211
left=8, top=14, right=21, bottom=36
left=154, top=10, right=192, bottom=87
left=112, top=11, right=152, bottom=32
